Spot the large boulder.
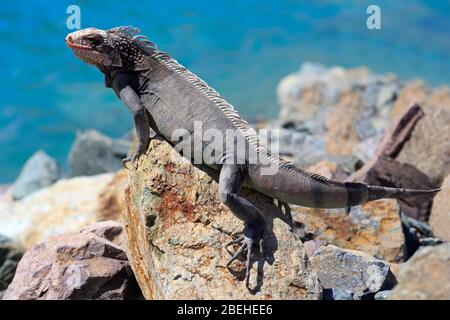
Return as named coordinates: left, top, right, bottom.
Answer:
left=0, top=172, right=124, bottom=248
left=68, top=129, right=131, bottom=177
left=3, top=221, right=142, bottom=300
left=310, top=245, right=396, bottom=300
left=429, top=174, right=450, bottom=241
left=122, top=139, right=322, bottom=300
left=12, top=150, right=61, bottom=200
left=277, top=63, right=400, bottom=157
left=293, top=199, right=405, bottom=262
left=389, top=243, right=450, bottom=300
left=394, top=88, right=450, bottom=185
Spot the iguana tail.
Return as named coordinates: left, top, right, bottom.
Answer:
left=248, top=163, right=441, bottom=209
left=367, top=185, right=441, bottom=202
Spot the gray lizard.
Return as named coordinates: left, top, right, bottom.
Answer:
left=66, top=26, right=440, bottom=286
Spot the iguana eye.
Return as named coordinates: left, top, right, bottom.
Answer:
left=86, top=36, right=102, bottom=47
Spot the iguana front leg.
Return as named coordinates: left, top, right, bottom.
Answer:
left=219, top=164, right=266, bottom=287
left=118, top=85, right=151, bottom=169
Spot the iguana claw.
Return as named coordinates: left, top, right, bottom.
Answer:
left=122, top=152, right=143, bottom=170
left=225, top=234, right=264, bottom=288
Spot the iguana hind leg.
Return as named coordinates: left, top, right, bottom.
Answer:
left=219, top=164, right=266, bottom=287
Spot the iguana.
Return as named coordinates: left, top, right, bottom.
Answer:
left=66, top=26, right=440, bottom=287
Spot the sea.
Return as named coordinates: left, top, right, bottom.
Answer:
left=1, top=0, right=449, bottom=182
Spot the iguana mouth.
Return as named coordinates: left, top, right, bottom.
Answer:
left=65, top=35, right=92, bottom=50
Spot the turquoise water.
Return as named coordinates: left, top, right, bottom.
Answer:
left=1, top=0, right=450, bottom=182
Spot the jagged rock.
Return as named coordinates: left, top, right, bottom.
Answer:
left=122, top=139, right=322, bottom=300
left=0, top=235, right=24, bottom=293
left=80, top=221, right=126, bottom=249
left=0, top=173, right=123, bottom=248
left=310, top=245, right=396, bottom=300
left=351, top=156, right=438, bottom=221
left=68, top=129, right=131, bottom=177
left=12, top=150, right=61, bottom=200
left=389, top=243, right=450, bottom=300
left=293, top=199, right=405, bottom=262
left=429, top=174, right=450, bottom=241
left=277, top=63, right=400, bottom=157
left=396, top=88, right=450, bottom=184
left=3, top=221, right=142, bottom=300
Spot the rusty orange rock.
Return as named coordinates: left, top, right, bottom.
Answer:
left=121, top=139, right=322, bottom=300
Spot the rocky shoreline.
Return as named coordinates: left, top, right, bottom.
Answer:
left=1, top=63, right=449, bottom=300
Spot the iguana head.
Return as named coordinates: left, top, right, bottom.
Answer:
left=66, top=26, right=158, bottom=71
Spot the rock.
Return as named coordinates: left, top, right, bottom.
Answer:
left=277, top=63, right=401, bottom=158
left=399, top=213, right=434, bottom=257
left=310, top=245, right=396, bottom=300
left=400, top=213, right=432, bottom=237
left=375, top=103, right=425, bottom=159
left=429, top=174, right=450, bottom=241
left=3, top=221, right=143, bottom=300
left=351, top=156, right=438, bottom=221
left=80, top=220, right=126, bottom=249
left=374, top=290, right=391, bottom=300
left=293, top=199, right=405, bottom=262
left=389, top=80, right=429, bottom=121
left=96, top=169, right=128, bottom=221
left=0, top=185, right=13, bottom=206
left=277, top=64, right=450, bottom=186
left=122, top=138, right=322, bottom=299
left=307, top=160, right=338, bottom=179
left=353, top=134, right=382, bottom=164
left=0, top=235, right=24, bottom=292
left=418, top=238, right=443, bottom=247
left=68, top=129, right=131, bottom=177
left=396, top=89, right=450, bottom=184
left=303, top=240, right=326, bottom=258
left=0, top=173, right=122, bottom=248
left=389, top=243, right=450, bottom=300
left=12, top=150, right=61, bottom=200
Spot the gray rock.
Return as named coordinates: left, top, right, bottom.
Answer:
left=310, top=245, right=396, bottom=300
left=323, top=288, right=354, bottom=300
left=0, top=235, right=24, bottom=292
left=374, top=290, right=391, bottom=300
left=68, top=130, right=131, bottom=177
left=13, top=150, right=61, bottom=200
left=277, top=63, right=402, bottom=159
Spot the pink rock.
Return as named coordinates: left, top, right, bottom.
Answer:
left=3, top=221, right=142, bottom=300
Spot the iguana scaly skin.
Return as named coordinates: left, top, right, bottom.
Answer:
left=66, top=27, right=440, bottom=287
